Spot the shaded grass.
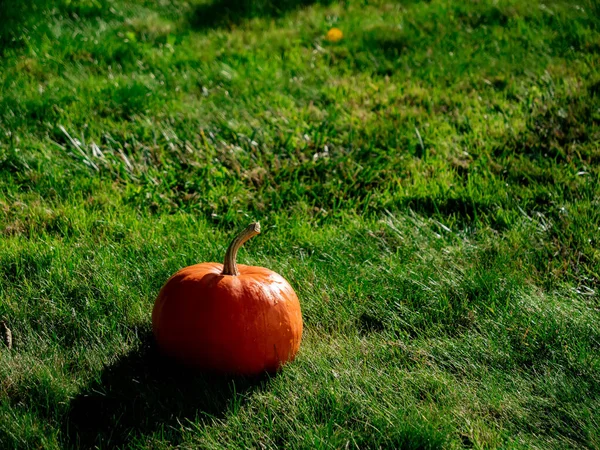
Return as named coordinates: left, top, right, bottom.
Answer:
left=63, top=333, right=266, bottom=449
left=1, top=0, right=600, bottom=448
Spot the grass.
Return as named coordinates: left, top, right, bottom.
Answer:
left=0, top=0, right=599, bottom=447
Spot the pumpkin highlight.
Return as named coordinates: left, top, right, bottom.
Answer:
left=152, top=223, right=303, bottom=375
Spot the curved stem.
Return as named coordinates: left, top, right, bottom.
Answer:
left=221, top=222, right=261, bottom=276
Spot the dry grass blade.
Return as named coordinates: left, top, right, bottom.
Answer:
left=0, top=321, right=12, bottom=350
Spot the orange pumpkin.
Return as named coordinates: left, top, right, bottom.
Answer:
left=152, top=223, right=303, bottom=375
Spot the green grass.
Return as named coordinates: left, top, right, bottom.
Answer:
left=1, top=0, right=599, bottom=447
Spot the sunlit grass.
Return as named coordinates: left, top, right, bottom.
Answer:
left=1, top=0, right=599, bottom=448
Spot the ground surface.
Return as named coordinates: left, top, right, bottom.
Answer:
left=1, top=0, right=599, bottom=448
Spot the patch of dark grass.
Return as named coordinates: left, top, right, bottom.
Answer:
left=516, top=98, right=600, bottom=163
left=189, top=0, right=331, bottom=30
left=62, top=333, right=267, bottom=448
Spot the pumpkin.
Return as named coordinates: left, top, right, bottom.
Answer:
left=152, top=223, right=303, bottom=375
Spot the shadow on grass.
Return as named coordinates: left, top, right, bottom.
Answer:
left=401, top=196, right=493, bottom=223
left=0, top=0, right=41, bottom=51
left=190, top=0, right=332, bottom=29
left=62, top=331, right=269, bottom=448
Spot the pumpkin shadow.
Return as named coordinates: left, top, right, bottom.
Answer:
left=62, top=330, right=269, bottom=449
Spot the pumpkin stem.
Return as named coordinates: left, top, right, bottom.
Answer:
left=221, top=222, right=261, bottom=276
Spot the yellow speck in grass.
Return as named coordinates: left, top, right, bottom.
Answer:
left=325, top=28, right=343, bottom=42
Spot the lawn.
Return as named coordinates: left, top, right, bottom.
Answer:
left=1, top=0, right=599, bottom=448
